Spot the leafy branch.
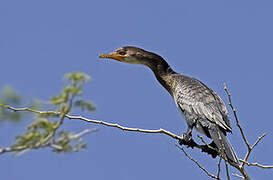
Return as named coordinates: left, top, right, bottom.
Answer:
left=0, top=72, right=96, bottom=155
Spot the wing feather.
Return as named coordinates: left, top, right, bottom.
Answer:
left=173, top=74, right=231, bottom=132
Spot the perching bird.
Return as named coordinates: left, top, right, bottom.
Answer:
left=99, top=46, right=239, bottom=165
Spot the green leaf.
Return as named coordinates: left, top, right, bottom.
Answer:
left=65, top=72, right=90, bottom=83
left=63, top=86, right=82, bottom=96
left=50, top=95, right=67, bottom=105
left=28, top=118, right=57, bottom=133
left=74, top=100, right=96, bottom=112
left=0, top=86, right=22, bottom=122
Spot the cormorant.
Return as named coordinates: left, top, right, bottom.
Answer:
left=99, top=46, right=239, bottom=165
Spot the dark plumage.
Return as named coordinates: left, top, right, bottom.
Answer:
left=99, top=46, right=239, bottom=165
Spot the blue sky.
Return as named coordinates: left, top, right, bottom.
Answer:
left=1, top=0, right=273, bottom=179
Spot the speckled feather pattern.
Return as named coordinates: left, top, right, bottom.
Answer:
left=165, top=74, right=232, bottom=135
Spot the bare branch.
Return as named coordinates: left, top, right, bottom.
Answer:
left=175, top=144, right=217, bottom=179
left=232, top=173, right=244, bottom=179
left=68, top=128, right=99, bottom=139
left=224, top=85, right=252, bottom=180
left=216, top=157, right=222, bottom=179
left=241, top=133, right=266, bottom=168
left=252, top=133, right=266, bottom=149
left=224, top=85, right=272, bottom=175
left=223, top=84, right=272, bottom=180
left=0, top=104, right=60, bottom=116
left=224, top=160, right=230, bottom=180
left=239, top=160, right=273, bottom=169
left=224, top=84, right=250, bottom=150
left=0, top=147, right=13, bottom=154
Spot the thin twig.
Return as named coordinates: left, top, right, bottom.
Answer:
left=69, top=128, right=99, bottom=139
left=0, top=147, right=12, bottom=154
left=216, top=157, right=222, bottom=179
left=252, top=133, right=266, bottom=149
left=241, top=133, right=266, bottom=168
left=224, top=84, right=252, bottom=180
left=224, top=160, right=230, bottom=180
left=0, top=104, right=60, bottom=116
left=224, top=84, right=250, bottom=150
left=224, top=84, right=271, bottom=175
left=232, top=173, right=244, bottom=179
left=175, top=144, right=217, bottom=179
left=239, top=160, right=273, bottom=169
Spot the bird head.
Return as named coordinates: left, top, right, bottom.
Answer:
left=99, top=46, right=165, bottom=68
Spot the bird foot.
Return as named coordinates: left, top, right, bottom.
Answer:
left=179, top=133, right=197, bottom=149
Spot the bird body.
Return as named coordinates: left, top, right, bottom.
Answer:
left=99, top=46, right=239, bottom=165
left=166, top=74, right=232, bottom=134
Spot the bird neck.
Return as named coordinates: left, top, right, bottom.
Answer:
left=146, top=58, right=176, bottom=95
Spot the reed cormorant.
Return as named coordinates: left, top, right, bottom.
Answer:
left=99, top=46, right=239, bottom=165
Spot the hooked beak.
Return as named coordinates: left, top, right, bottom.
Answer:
left=99, top=52, right=125, bottom=62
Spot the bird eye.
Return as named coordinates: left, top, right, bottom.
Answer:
left=118, top=51, right=126, bottom=55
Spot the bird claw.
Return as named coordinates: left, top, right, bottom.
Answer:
left=181, top=133, right=192, bottom=141
left=179, top=133, right=197, bottom=149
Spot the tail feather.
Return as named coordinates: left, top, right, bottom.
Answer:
left=209, top=128, right=239, bottom=165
